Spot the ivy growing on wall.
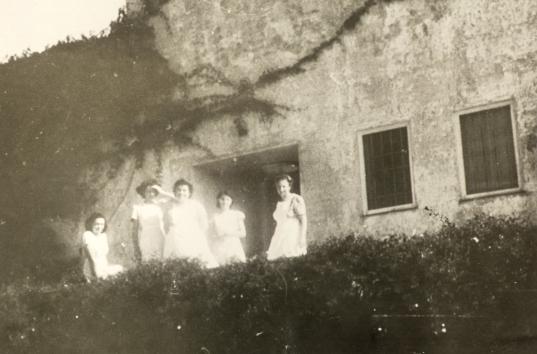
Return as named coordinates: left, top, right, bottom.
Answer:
left=0, top=0, right=415, bottom=280
left=1, top=0, right=415, bottom=224
left=0, top=8, right=173, bottom=221
left=0, top=0, right=298, bottom=225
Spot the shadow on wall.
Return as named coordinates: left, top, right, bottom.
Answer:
left=0, top=220, right=80, bottom=284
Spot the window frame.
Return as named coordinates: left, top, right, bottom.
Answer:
left=357, top=121, right=418, bottom=216
left=454, top=99, right=523, bottom=201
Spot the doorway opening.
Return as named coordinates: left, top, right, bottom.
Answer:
left=195, top=144, right=300, bottom=257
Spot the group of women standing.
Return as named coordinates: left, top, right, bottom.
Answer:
left=82, top=174, right=307, bottom=280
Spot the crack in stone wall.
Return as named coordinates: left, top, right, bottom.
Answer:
left=256, top=0, right=400, bottom=88
left=143, top=0, right=399, bottom=143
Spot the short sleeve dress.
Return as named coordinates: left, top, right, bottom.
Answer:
left=163, top=199, right=218, bottom=268
left=267, top=193, right=307, bottom=260
left=131, top=202, right=165, bottom=261
left=82, top=231, right=123, bottom=279
left=210, top=210, right=246, bottom=264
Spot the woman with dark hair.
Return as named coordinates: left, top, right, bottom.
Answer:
left=81, top=212, right=123, bottom=280
left=266, top=174, right=308, bottom=260
left=209, top=191, right=246, bottom=265
left=131, top=178, right=166, bottom=262
left=160, top=178, right=218, bottom=268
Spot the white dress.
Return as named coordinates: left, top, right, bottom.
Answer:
left=131, top=203, right=165, bottom=261
left=163, top=199, right=218, bottom=268
left=210, top=210, right=246, bottom=265
left=267, top=193, right=307, bottom=260
left=82, top=231, right=123, bottom=279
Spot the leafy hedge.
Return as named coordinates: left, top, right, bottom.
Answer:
left=1, top=215, right=536, bottom=353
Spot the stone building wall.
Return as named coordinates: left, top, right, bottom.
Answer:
left=71, top=0, right=537, bottom=266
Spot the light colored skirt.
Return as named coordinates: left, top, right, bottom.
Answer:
left=138, top=227, right=164, bottom=261
left=211, top=236, right=246, bottom=265
left=164, top=228, right=218, bottom=268
left=267, top=219, right=306, bottom=260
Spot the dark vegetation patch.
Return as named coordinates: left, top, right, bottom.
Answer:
left=1, top=215, right=536, bottom=353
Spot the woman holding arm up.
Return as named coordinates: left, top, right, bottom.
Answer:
left=131, top=179, right=166, bottom=262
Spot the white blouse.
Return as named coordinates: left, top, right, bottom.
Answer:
left=82, top=231, right=123, bottom=279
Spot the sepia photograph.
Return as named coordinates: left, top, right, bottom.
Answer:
left=1, top=0, right=537, bottom=352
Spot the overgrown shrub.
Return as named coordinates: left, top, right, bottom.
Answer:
left=1, top=215, right=536, bottom=353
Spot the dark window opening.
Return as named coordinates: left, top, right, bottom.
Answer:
left=362, top=127, right=413, bottom=210
left=460, top=105, right=518, bottom=195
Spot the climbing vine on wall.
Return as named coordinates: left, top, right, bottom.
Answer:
left=0, top=0, right=405, bottom=226
left=0, top=0, right=287, bottom=223
left=0, top=7, right=175, bottom=221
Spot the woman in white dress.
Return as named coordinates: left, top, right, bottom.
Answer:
left=210, top=191, right=246, bottom=265
left=82, top=213, right=123, bottom=281
left=159, top=179, right=218, bottom=268
left=267, top=174, right=308, bottom=260
left=131, top=179, right=165, bottom=262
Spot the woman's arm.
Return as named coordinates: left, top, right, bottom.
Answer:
left=152, top=185, right=179, bottom=202
left=82, top=232, right=98, bottom=261
left=216, top=212, right=246, bottom=238
left=82, top=232, right=104, bottom=278
left=292, top=195, right=307, bottom=248
left=297, top=213, right=308, bottom=248
left=236, top=212, right=246, bottom=238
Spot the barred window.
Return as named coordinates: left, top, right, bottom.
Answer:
left=362, top=127, right=413, bottom=210
left=459, top=105, right=518, bottom=195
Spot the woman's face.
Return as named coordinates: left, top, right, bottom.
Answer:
left=174, top=184, right=191, bottom=201
left=276, top=179, right=291, bottom=200
left=144, top=186, right=158, bottom=201
left=92, top=217, right=106, bottom=235
left=217, top=195, right=233, bottom=210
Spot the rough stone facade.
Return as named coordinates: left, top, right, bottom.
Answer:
left=70, top=0, right=537, bottom=266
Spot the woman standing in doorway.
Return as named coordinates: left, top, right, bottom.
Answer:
left=131, top=179, right=166, bottom=262
left=159, top=178, right=218, bottom=268
left=210, top=191, right=247, bottom=265
left=267, top=174, right=307, bottom=260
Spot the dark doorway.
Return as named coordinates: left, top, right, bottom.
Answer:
left=195, top=144, right=300, bottom=257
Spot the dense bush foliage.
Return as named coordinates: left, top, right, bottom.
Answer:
left=0, top=9, right=178, bottom=220
left=1, top=215, right=536, bottom=353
